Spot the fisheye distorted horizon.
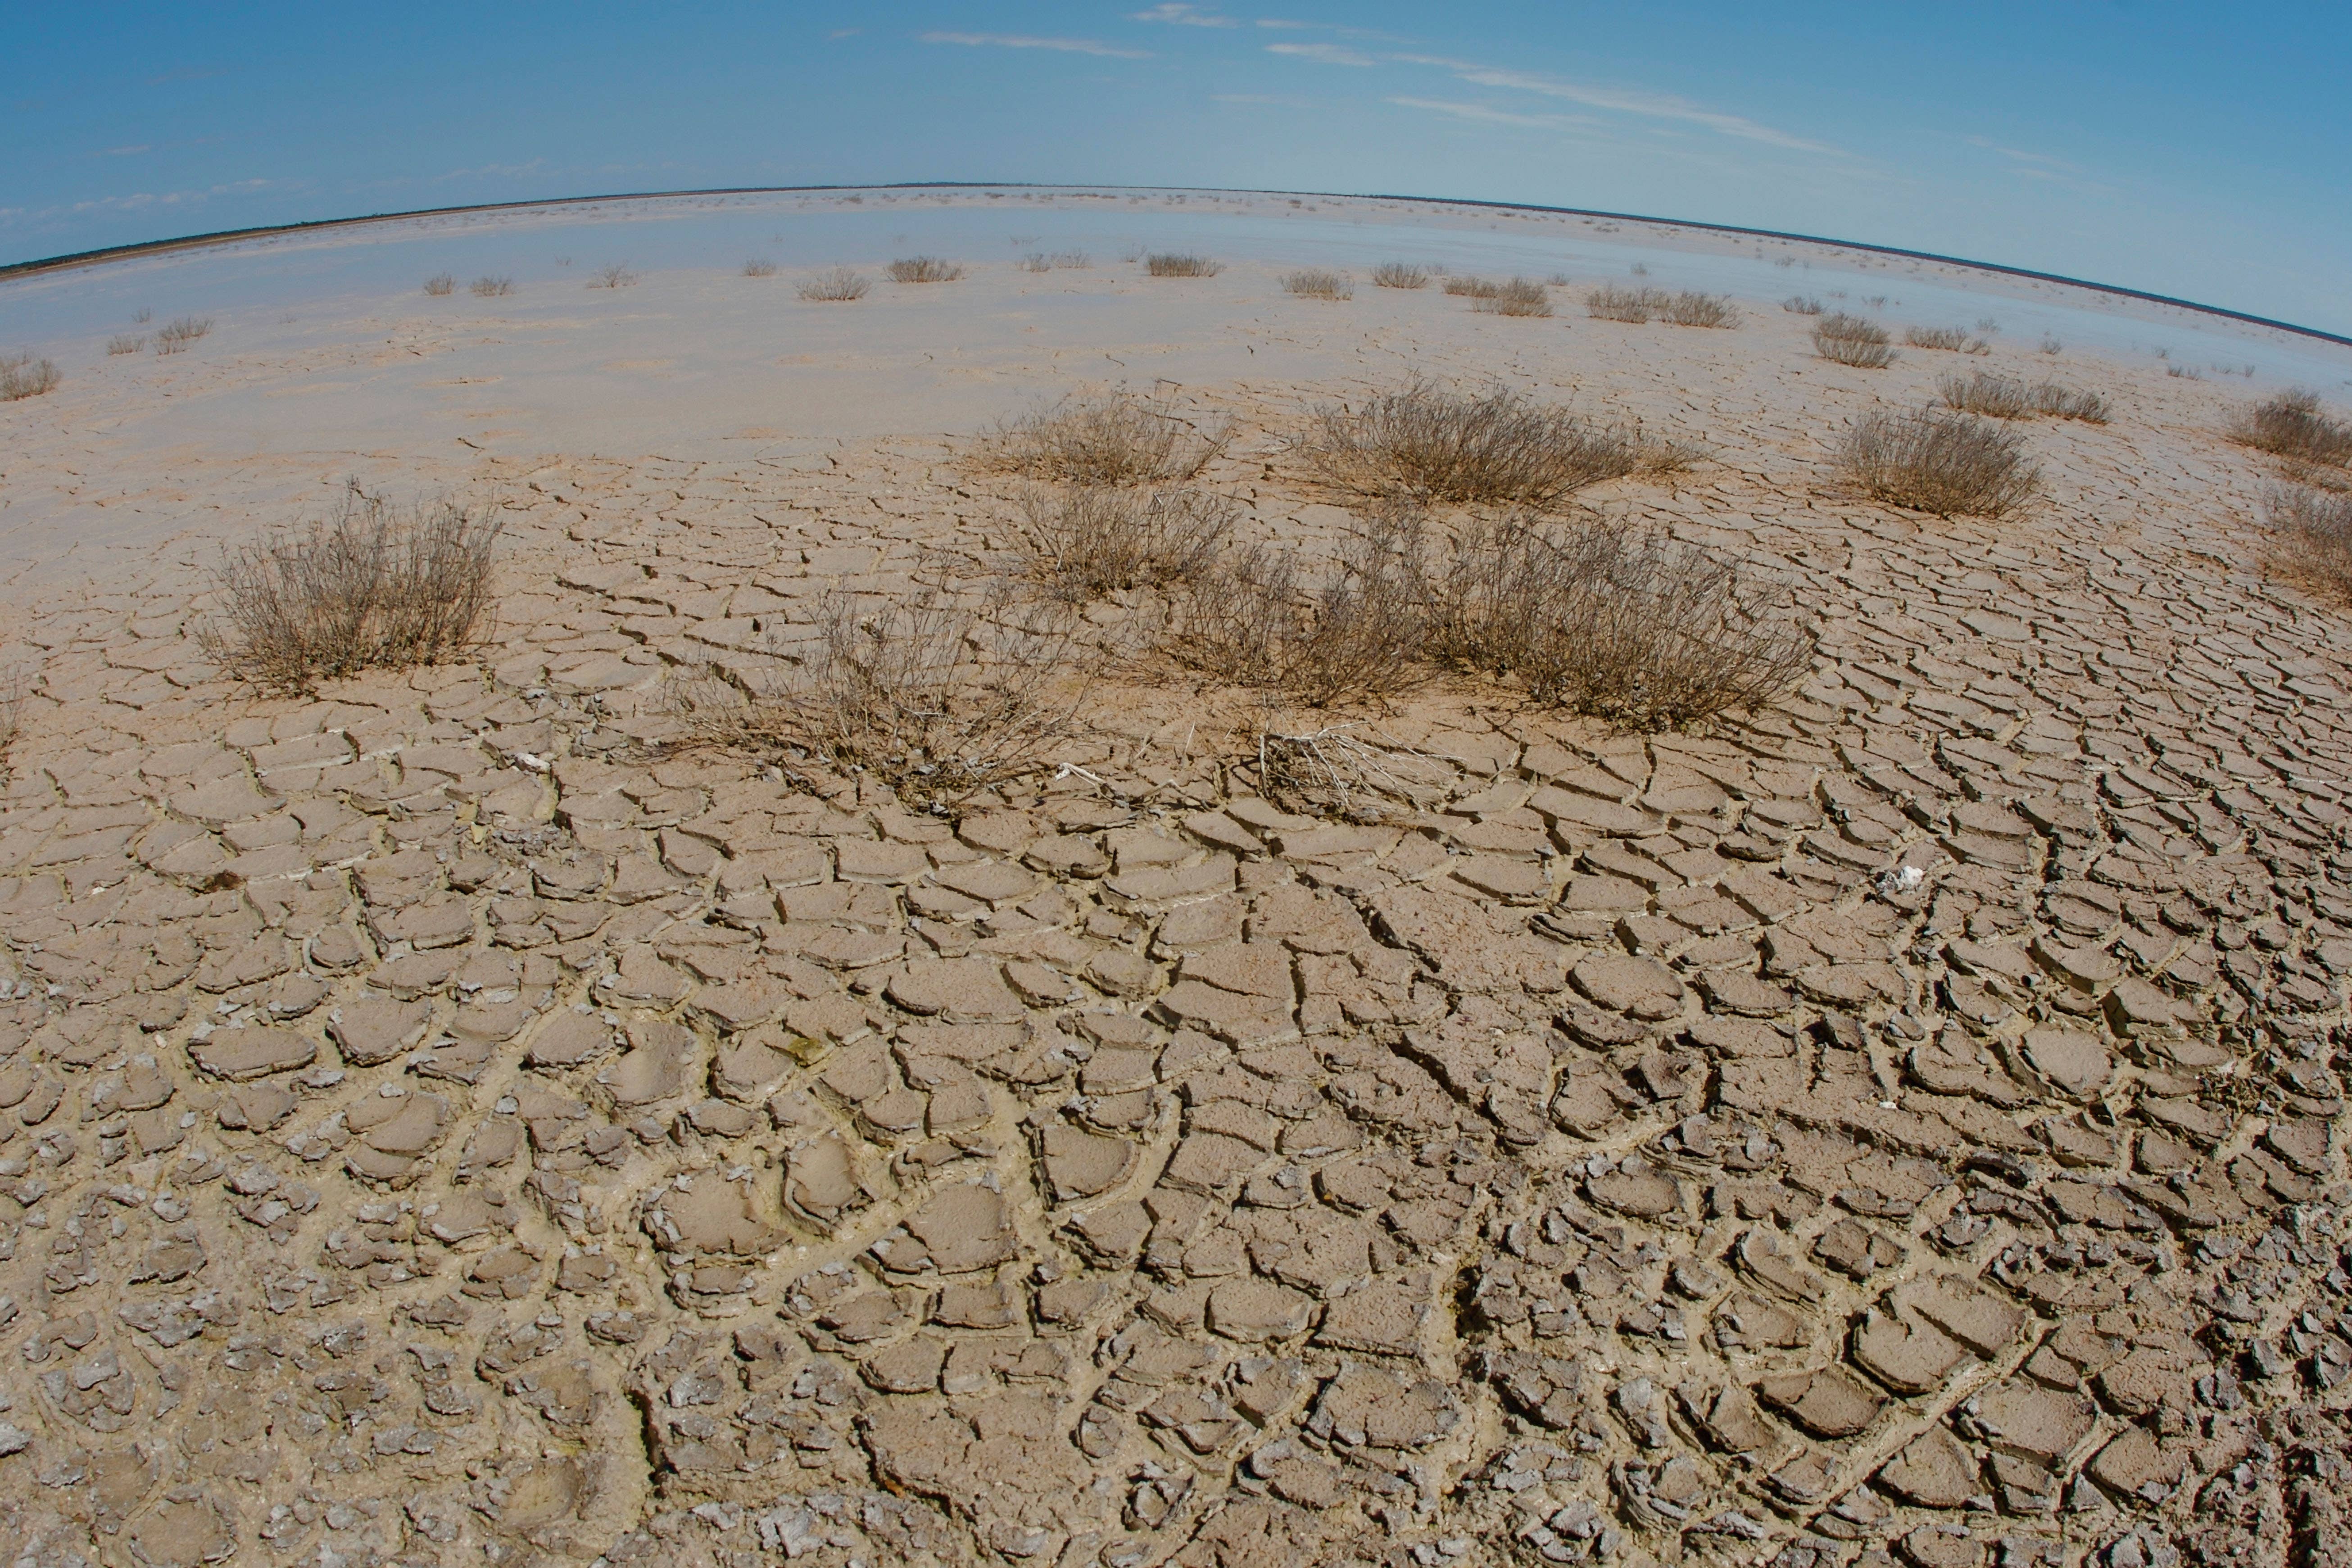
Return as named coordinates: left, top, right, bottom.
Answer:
left=6, top=1, right=2347, bottom=333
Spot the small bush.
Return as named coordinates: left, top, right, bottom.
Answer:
left=1173, top=512, right=1429, bottom=707
left=2269, top=484, right=2352, bottom=601
left=1051, top=251, right=1090, bottom=269
left=0, top=354, right=62, bottom=401
left=589, top=263, right=636, bottom=289
left=1282, top=269, right=1353, bottom=301
left=1783, top=296, right=1823, bottom=315
left=989, top=392, right=1221, bottom=486
left=743, top=258, right=778, bottom=277
left=1660, top=292, right=1737, bottom=328
left=1840, top=409, right=2041, bottom=517
left=1313, top=381, right=1637, bottom=506
left=423, top=274, right=456, bottom=297
left=1145, top=253, right=1221, bottom=278
left=886, top=256, right=965, bottom=283
left=154, top=317, right=212, bottom=354
left=107, top=335, right=145, bottom=356
left=1424, top=514, right=1809, bottom=729
left=1372, top=262, right=1429, bottom=290
left=1473, top=278, right=1551, bottom=317
left=2233, top=390, right=2352, bottom=470
left=1018, top=253, right=1053, bottom=273
left=1022, top=485, right=1236, bottom=600
left=1442, top=276, right=1500, bottom=299
left=1587, top=285, right=1663, bottom=322
left=470, top=276, right=514, bottom=298
left=1903, top=325, right=1971, bottom=351
left=2039, top=335, right=2063, bottom=355
left=799, top=267, right=871, bottom=302
left=1813, top=313, right=1894, bottom=368
left=675, top=589, right=1085, bottom=811
left=201, top=482, right=503, bottom=692
left=1939, top=372, right=2108, bottom=424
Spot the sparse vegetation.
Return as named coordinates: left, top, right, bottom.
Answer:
left=1593, top=287, right=1732, bottom=326
left=1018, top=253, right=1053, bottom=273
left=423, top=274, right=456, bottom=297
left=1938, top=371, right=2108, bottom=424
left=1174, top=512, right=1430, bottom=707
left=675, top=589, right=1085, bottom=810
left=1021, top=485, right=1236, bottom=600
left=1473, top=278, right=1551, bottom=317
left=1783, top=297, right=1823, bottom=315
left=2267, top=484, right=2352, bottom=601
left=1840, top=409, right=2041, bottom=518
left=201, top=482, right=503, bottom=692
left=743, top=258, right=778, bottom=277
left=470, top=276, right=514, bottom=298
left=154, top=317, right=213, bottom=354
left=1312, top=381, right=1637, bottom=506
left=0, top=354, right=62, bottom=401
left=1660, top=292, right=1737, bottom=328
left=1903, top=325, right=1972, bottom=351
left=886, top=257, right=965, bottom=284
left=1372, top=262, right=1429, bottom=290
left=107, top=335, right=145, bottom=356
left=2233, top=390, right=2352, bottom=470
left=989, top=392, right=1222, bottom=486
left=2039, top=335, right=2063, bottom=355
left=798, top=267, right=871, bottom=302
left=1812, top=313, right=1894, bottom=368
left=589, top=263, right=636, bottom=289
left=1282, top=269, right=1353, bottom=301
left=1441, top=276, right=1500, bottom=299
left=1145, top=253, right=1222, bottom=278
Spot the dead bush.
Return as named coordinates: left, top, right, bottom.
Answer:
left=1660, top=292, right=1735, bottom=328
left=589, top=263, right=636, bottom=289
left=2268, top=484, right=2352, bottom=601
left=2234, top=390, right=2352, bottom=470
left=1282, top=269, right=1353, bottom=301
left=743, top=258, right=778, bottom=277
left=470, top=276, right=514, bottom=298
left=799, top=267, right=870, bottom=302
left=1313, top=381, right=1637, bottom=506
left=1252, top=725, right=1455, bottom=820
left=1050, top=251, right=1090, bottom=269
left=1813, top=313, right=1894, bottom=368
left=1021, top=485, right=1235, bottom=599
left=1587, top=286, right=1665, bottom=322
left=1783, top=296, right=1823, bottom=315
left=1018, top=253, right=1053, bottom=273
left=1145, top=253, right=1222, bottom=277
left=886, top=256, right=965, bottom=283
left=423, top=274, right=456, bottom=296
left=1442, top=276, right=1500, bottom=299
left=107, top=335, right=145, bottom=356
left=1840, top=409, right=2041, bottom=517
left=0, top=354, right=62, bottom=401
left=1903, top=325, right=1971, bottom=351
left=1939, top=371, right=2107, bottom=424
left=201, top=482, right=503, bottom=691
left=1172, top=512, right=1428, bottom=707
left=1372, top=262, right=1429, bottom=289
left=1423, top=514, right=1809, bottom=729
left=989, top=392, right=1222, bottom=486
left=154, top=317, right=212, bottom=354
left=675, top=589, right=1086, bottom=810
left=1473, top=278, right=1551, bottom=317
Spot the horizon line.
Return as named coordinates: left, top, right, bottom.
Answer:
left=3, top=180, right=2345, bottom=351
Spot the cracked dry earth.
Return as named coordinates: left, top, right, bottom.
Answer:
left=6, top=386, right=2352, bottom=1568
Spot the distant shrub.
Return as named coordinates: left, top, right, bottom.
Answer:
left=1145, top=253, right=1222, bottom=277
left=798, top=267, right=871, bottom=302
left=154, top=317, right=213, bottom=354
left=1282, top=269, right=1353, bottom=301
left=1783, top=296, right=1823, bottom=315
left=1841, top=409, right=2041, bottom=517
left=1372, top=262, right=1429, bottom=289
left=1903, top=325, right=1971, bottom=351
left=1587, top=286, right=1664, bottom=322
left=989, top=392, right=1221, bottom=486
left=470, top=276, right=514, bottom=298
left=107, top=335, right=146, bottom=356
left=743, top=258, right=778, bottom=277
left=886, top=256, right=965, bottom=283
left=1018, top=253, right=1053, bottom=273
left=1938, top=371, right=2108, bottom=424
left=1314, top=381, right=1637, bottom=506
left=589, top=263, right=636, bottom=289
left=1659, top=292, right=1737, bottom=328
left=2269, top=483, right=2352, bottom=602
left=0, top=354, right=62, bottom=401
left=1442, top=276, right=1500, bottom=299
left=1813, top=313, right=1894, bottom=368
left=423, top=274, right=456, bottom=297
left=1473, top=278, right=1552, bottom=317
left=2233, top=390, right=2352, bottom=470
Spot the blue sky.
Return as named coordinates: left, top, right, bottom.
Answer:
left=8, top=2, right=2348, bottom=332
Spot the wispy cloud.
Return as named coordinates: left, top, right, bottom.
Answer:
left=1132, top=3, right=1236, bottom=25
left=1386, top=55, right=1838, bottom=153
left=1967, top=136, right=2116, bottom=196
left=920, top=31, right=1149, bottom=59
left=0, top=176, right=285, bottom=228
left=1265, top=41, right=1376, bottom=66
left=1213, top=92, right=1311, bottom=106
left=1967, top=136, right=2084, bottom=176
left=97, top=145, right=152, bottom=158
left=1386, top=96, right=1593, bottom=132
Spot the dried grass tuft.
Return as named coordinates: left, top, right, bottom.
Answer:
left=674, top=589, right=1087, bottom=811
left=0, top=354, right=63, bottom=401
left=1840, top=409, right=2041, bottom=517
left=1783, top=296, right=1823, bottom=315
left=1473, top=278, right=1552, bottom=317
left=743, top=258, right=778, bottom=277
left=1938, top=371, right=2108, bottom=424
left=1172, top=511, right=1429, bottom=707
left=1442, top=276, right=1500, bottom=299
left=2267, top=483, right=2352, bottom=602
left=589, top=263, right=636, bottom=289
left=423, top=274, right=456, bottom=297
left=2233, top=390, right=2352, bottom=470
left=1021, top=485, right=1235, bottom=600
left=200, top=482, right=503, bottom=692
left=988, top=392, right=1223, bottom=487
left=1145, top=253, right=1222, bottom=278
left=1282, top=269, right=1354, bottom=301
left=1587, top=286, right=1662, bottom=323
left=798, top=267, right=871, bottom=302
left=107, top=335, right=145, bottom=356
left=154, top=317, right=212, bottom=354
left=886, top=256, right=965, bottom=284
left=1903, top=325, right=1973, bottom=351
left=1372, top=262, right=1429, bottom=290
left=1813, top=313, right=1894, bottom=368
left=470, top=275, right=514, bottom=298
left=1661, top=292, right=1738, bottom=328
left=1312, top=381, right=1637, bottom=507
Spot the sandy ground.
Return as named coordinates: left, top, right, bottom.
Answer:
left=3, top=199, right=2352, bottom=1568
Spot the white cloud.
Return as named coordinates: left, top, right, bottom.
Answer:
left=1266, top=41, right=1375, bottom=66
left=1132, top=4, right=1237, bottom=25
left=1386, top=96, right=1591, bottom=131
left=920, top=31, right=1149, bottom=59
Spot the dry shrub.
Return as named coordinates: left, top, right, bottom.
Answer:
left=154, top=317, right=212, bottom=354
left=886, top=256, right=965, bottom=283
left=1018, top=253, right=1053, bottom=273
left=799, top=267, right=870, bottom=302
left=1473, top=278, right=1551, bottom=317
left=1813, top=313, right=1894, bottom=368
left=1442, top=276, right=1500, bottom=299
left=2234, top=390, right=2352, bottom=470
left=0, top=354, right=62, bottom=401
left=470, top=276, right=514, bottom=298
left=1282, top=269, right=1353, bottom=301
left=589, top=263, right=635, bottom=289
left=1783, top=296, right=1823, bottom=315
left=1938, top=371, right=2107, bottom=424
left=743, top=258, right=778, bottom=277
left=1587, top=286, right=1663, bottom=322
left=201, top=482, right=503, bottom=691
left=1424, top=514, right=1808, bottom=728
left=1313, top=381, right=1637, bottom=507
left=1021, top=485, right=1235, bottom=600
left=1841, top=409, right=2041, bottom=517
left=1252, top=725, right=1457, bottom=820
left=1372, top=262, right=1429, bottom=290
left=1145, top=253, right=1222, bottom=277
left=1173, top=513, right=1428, bottom=707
left=2268, top=484, right=2352, bottom=601
left=1660, top=292, right=1737, bottom=328
left=1903, top=325, right=1971, bottom=351
left=1051, top=251, right=1090, bottom=269
left=676, top=589, right=1085, bottom=810
left=423, top=274, right=456, bottom=297
left=107, top=335, right=145, bottom=356
left=989, top=392, right=1221, bottom=486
